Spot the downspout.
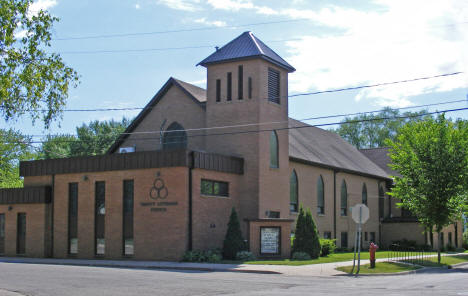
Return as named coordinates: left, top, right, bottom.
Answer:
left=50, top=174, right=55, bottom=258
left=333, top=170, right=337, bottom=239
left=188, top=152, right=194, bottom=251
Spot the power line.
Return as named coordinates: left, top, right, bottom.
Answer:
left=3, top=72, right=463, bottom=113
left=24, top=97, right=466, bottom=138
left=53, top=19, right=309, bottom=41
left=58, top=38, right=301, bottom=55
left=6, top=106, right=468, bottom=145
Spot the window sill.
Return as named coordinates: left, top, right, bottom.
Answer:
left=267, top=100, right=281, bottom=107
left=290, top=211, right=298, bottom=215
left=340, top=215, right=348, bottom=218
left=200, top=194, right=230, bottom=199
left=318, top=214, right=325, bottom=217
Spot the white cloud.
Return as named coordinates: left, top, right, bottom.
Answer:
left=29, top=0, right=57, bottom=15
left=194, top=17, right=226, bottom=27
left=135, top=3, right=141, bottom=9
left=157, top=0, right=200, bottom=11
left=283, top=0, right=468, bottom=107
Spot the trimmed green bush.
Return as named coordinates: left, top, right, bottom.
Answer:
left=320, top=239, right=336, bottom=257
left=236, top=251, right=256, bottom=261
left=182, top=249, right=222, bottom=263
left=292, top=251, right=311, bottom=260
left=223, top=208, right=247, bottom=260
left=292, top=205, right=321, bottom=259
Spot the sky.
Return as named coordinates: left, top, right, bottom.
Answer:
left=1, top=0, right=468, bottom=137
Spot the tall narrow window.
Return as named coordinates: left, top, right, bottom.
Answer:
left=269, top=131, right=279, bottom=168
left=378, top=185, right=384, bottom=219
left=341, top=180, right=347, bottom=216
left=216, top=79, right=221, bottom=102
left=227, top=72, right=232, bottom=101
left=317, top=175, right=325, bottom=214
left=290, top=170, right=298, bottom=212
left=268, top=68, right=280, bottom=104
left=341, top=232, right=348, bottom=248
left=95, top=181, right=105, bottom=255
left=123, top=180, right=134, bottom=256
left=448, top=232, right=452, bottom=246
left=0, top=213, right=5, bottom=254
left=68, top=183, right=78, bottom=254
left=162, top=122, right=187, bottom=150
left=362, top=183, right=368, bottom=205
left=248, top=77, right=252, bottom=99
left=238, top=65, right=243, bottom=100
left=16, top=213, right=26, bottom=254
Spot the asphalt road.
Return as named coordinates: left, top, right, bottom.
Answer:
left=0, top=262, right=467, bottom=296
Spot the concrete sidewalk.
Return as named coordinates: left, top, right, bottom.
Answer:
left=0, top=254, right=463, bottom=277
left=0, top=256, right=355, bottom=276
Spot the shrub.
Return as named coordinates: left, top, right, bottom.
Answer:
left=292, top=205, right=321, bottom=259
left=292, top=251, right=311, bottom=260
left=236, top=251, right=256, bottom=261
left=446, top=244, right=456, bottom=252
left=182, top=249, right=222, bottom=263
left=320, top=239, right=336, bottom=257
left=455, top=247, right=465, bottom=253
left=223, top=208, right=247, bottom=260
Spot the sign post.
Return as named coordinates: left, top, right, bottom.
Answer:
left=350, top=204, right=369, bottom=275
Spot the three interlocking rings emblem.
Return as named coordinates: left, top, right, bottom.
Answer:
left=150, top=175, right=168, bottom=200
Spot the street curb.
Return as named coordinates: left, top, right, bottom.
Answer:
left=0, top=260, right=281, bottom=275
left=448, top=261, right=468, bottom=269
left=334, top=267, right=427, bottom=277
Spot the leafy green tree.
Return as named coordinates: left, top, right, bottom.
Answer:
left=386, top=114, right=468, bottom=262
left=222, top=207, right=246, bottom=260
left=0, top=0, right=79, bottom=128
left=292, top=205, right=321, bottom=259
left=333, top=107, right=430, bottom=149
left=0, top=129, right=35, bottom=187
left=40, top=134, right=76, bottom=159
left=40, top=118, right=131, bottom=158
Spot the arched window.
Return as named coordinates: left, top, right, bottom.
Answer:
left=269, top=131, right=279, bottom=168
left=362, top=183, right=368, bottom=205
left=162, top=122, right=187, bottom=150
left=317, top=175, right=324, bottom=214
left=378, top=185, right=385, bottom=219
left=341, top=180, right=348, bottom=216
left=290, top=170, right=298, bottom=212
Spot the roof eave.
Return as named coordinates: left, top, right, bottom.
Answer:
left=197, top=55, right=295, bottom=72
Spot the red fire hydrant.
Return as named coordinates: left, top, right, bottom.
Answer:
left=369, top=242, right=379, bottom=268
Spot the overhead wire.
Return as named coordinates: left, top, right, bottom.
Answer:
left=5, top=106, right=468, bottom=145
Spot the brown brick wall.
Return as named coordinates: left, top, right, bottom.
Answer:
left=52, top=167, right=189, bottom=261
left=0, top=203, right=49, bottom=257
left=191, top=169, right=241, bottom=251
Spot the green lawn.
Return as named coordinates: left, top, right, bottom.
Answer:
left=336, top=262, right=420, bottom=274
left=239, top=251, right=436, bottom=266
left=404, top=254, right=468, bottom=267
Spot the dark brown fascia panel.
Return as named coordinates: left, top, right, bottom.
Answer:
left=19, top=150, right=244, bottom=177
left=0, top=186, right=52, bottom=204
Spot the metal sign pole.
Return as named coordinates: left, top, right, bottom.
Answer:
left=351, top=216, right=358, bottom=274
left=356, top=206, right=362, bottom=275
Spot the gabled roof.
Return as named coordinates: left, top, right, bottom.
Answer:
left=198, top=31, right=295, bottom=72
left=288, top=119, right=391, bottom=180
left=359, top=147, right=400, bottom=177
left=107, top=77, right=206, bottom=154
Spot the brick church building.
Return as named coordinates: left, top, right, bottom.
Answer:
left=0, top=32, right=462, bottom=260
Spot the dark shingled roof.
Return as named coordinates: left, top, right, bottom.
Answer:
left=359, top=147, right=400, bottom=177
left=198, top=31, right=295, bottom=72
left=288, top=119, right=390, bottom=180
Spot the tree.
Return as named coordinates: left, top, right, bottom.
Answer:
left=386, top=114, right=468, bottom=263
left=0, top=0, right=79, bottom=128
left=222, top=207, right=246, bottom=260
left=0, top=129, right=35, bottom=187
left=39, top=118, right=131, bottom=158
left=333, top=107, right=430, bottom=149
left=292, top=205, right=321, bottom=259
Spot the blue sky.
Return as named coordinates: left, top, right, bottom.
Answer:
left=1, top=0, right=467, bottom=136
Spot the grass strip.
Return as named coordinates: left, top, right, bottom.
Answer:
left=336, top=262, right=420, bottom=274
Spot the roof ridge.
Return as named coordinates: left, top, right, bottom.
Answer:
left=248, top=31, right=264, bottom=55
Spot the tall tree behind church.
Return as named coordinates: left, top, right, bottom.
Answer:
left=332, top=107, right=430, bottom=149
